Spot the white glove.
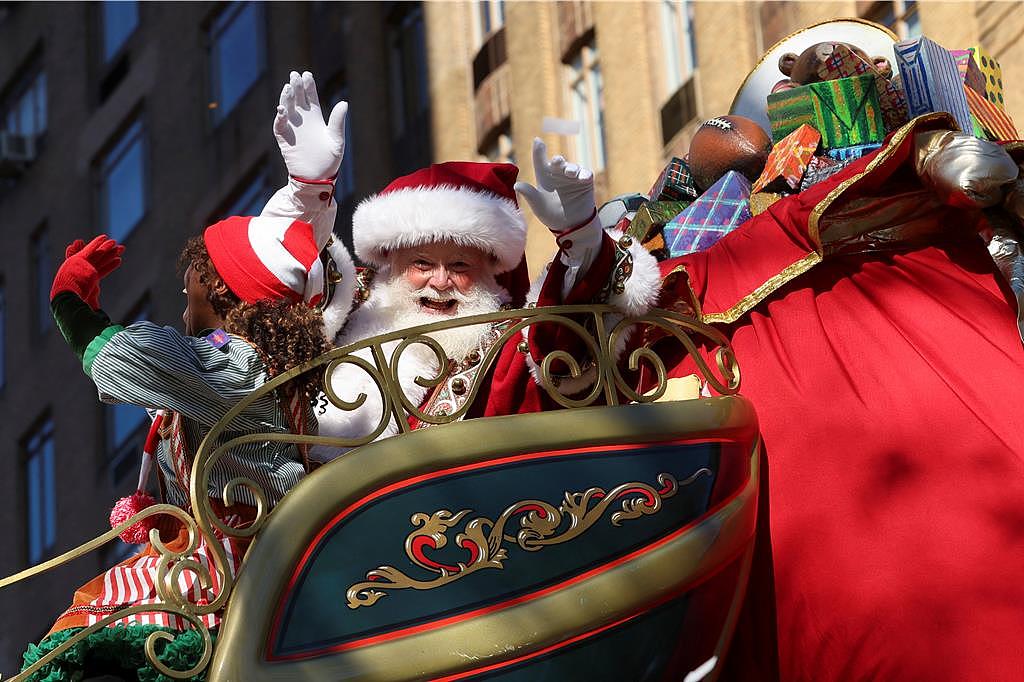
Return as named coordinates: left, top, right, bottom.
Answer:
left=515, top=138, right=603, bottom=295
left=514, top=138, right=598, bottom=232
left=273, top=70, right=348, bottom=180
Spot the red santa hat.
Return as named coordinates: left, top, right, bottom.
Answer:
left=352, top=161, right=527, bottom=274
left=203, top=215, right=325, bottom=306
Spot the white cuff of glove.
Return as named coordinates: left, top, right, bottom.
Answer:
left=555, top=209, right=603, bottom=298
left=260, top=176, right=338, bottom=250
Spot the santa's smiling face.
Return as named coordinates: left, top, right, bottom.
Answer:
left=391, top=241, right=494, bottom=316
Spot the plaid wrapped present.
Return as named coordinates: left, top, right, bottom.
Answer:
left=624, top=200, right=692, bottom=246
left=750, top=192, right=783, bottom=216
left=799, top=155, right=847, bottom=192
left=894, top=37, right=973, bottom=134
left=815, top=43, right=908, bottom=132
left=970, top=45, right=1004, bottom=110
left=753, top=124, right=821, bottom=193
left=647, top=157, right=700, bottom=202
left=964, top=85, right=1018, bottom=141
left=767, top=74, right=886, bottom=150
left=949, top=49, right=987, bottom=98
left=826, top=142, right=882, bottom=162
left=663, top=171, right=751, bottom=257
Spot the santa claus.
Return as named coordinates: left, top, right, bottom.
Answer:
left=259, top=71, right=658, bottom=456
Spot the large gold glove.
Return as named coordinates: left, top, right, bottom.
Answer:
left=914, top=131, right=1019, bottom=209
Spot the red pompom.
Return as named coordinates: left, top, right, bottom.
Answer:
left=109, top=490, right=157, bottom=544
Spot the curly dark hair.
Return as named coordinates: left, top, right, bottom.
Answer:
left=178, top=236, right=329, bottom=407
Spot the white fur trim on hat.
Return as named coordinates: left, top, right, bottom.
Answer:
left=352, top=185, right=527, bottom=273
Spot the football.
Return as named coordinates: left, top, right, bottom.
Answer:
left=688, top=115, right=772, bottom=191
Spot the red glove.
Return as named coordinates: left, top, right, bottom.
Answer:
left=50, top=235, right=125, bottom=310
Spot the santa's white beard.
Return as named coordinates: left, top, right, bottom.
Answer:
left=368, top=273, right=508, bottom=361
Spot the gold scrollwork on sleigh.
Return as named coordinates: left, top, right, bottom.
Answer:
left=346, top=469, right=712, bottom=609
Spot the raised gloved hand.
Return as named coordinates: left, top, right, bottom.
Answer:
left=50, top=235, right=124, bottom=309
left=514, top=138, right=598, bottom=233
left=273, top=70, right=348, bottom=181
left=915, top=131, right=1019, bottom=209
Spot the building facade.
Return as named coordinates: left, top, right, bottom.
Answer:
left=422, top=0, right=1024, bottom=269
left=0, top=1, right=431, bottom=673
left=0, top=0, right=1021, bottom=675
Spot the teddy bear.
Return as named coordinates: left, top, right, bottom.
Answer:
left=772, top=41, right=893, bottom=93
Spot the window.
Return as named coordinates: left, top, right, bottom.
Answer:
left=661, top=0, right=697, bottom=95
left=101, top=0, right=138, bottom=62
left=476, top=0, right=505, bottom=45
left=224, top=167, right=273, bottom=218
left=565, top=42, right=606, bottom=172
left=106, top=296, right=150, bottom=483
left=2, top=69, right=47, bottom=138
left=98, top=119, right=146, bottom=242
left=481, top=128, right=514, bottom=164
left=30, top=226, right=53, bottom=335
left=209, top=2, right=266, bottom=123
left=24, top=415, right=56, bottom=565
left=327, top=86, right=356, bottom=202
left=387, top=5, right=430, bottom=141
left=863, top=1, right=921, bottom=40
left=0, top=281, right=6, bottom=389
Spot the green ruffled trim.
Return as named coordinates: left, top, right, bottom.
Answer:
left=21, top=624, right=214, bottom=682
left=83, top=324, right=125, bottom=377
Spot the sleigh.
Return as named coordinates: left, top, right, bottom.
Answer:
left=4, top=305, right=759, bottom=682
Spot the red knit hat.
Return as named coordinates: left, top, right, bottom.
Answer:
left=352, top=161, right=527, bottom=274
left=203, top=216, right=324, bottom=306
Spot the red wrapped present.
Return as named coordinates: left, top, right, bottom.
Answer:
left=815, top=43, right=908, bottom=132
left=752, top=124, right=821, bottom=193
left=964, top=85, right=1018, bottom=141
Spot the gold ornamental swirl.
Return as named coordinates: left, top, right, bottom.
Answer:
left=345, top=469, right=711, bottom=609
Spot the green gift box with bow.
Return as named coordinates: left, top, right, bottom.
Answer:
left=767, top=74, right=886, bottom=150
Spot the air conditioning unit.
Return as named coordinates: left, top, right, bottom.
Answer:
left=0, top=131, right=36, bottom=177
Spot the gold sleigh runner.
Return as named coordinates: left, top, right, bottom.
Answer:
left=0, top=305, right=739, bottom=681
left=346, top=469, right=712, bottom=609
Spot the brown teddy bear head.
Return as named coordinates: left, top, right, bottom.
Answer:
left=777, top=41, right=892, bottom=86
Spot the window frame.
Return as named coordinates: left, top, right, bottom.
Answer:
left=29, top=224, right=53, bottom=337
left=565, top=41, right=606, bottom=172
left=1, top=66, right=47, bottom=140
left=23, top=412, right=57, bottom=566
left=97, top=116, right=149, bottom=244
left=208, top=1, right=268, bottom=125
left=100, top=0, right=140, bottom=64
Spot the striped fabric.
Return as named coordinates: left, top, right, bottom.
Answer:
left=88, top=322, right=309, bottom=509
left=964, top=85, right=1018, bottom=141
left=68, top=533, right=243, bottom=630
left=895, top=37, right=973, bottom=134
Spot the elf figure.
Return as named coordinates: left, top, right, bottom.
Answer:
left=23, top=218, right=329, bottom=680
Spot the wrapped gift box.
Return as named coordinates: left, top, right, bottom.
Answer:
left=814, top=43, right=908, bottom=132
left=625, top=200, right=692, bottom=245
left=663, top=171, right=751, bottom=257
left=964, top=85, right=1018, bottom=141
left=949, top=49, right=987, bottom=97
left=767, top=74, right=886, bottom=150
left=970, top=45, right=1004, bottom=110
left=799, top=155, right=847, bottom=192
left=894, top=37, right=973, bottom=134
left=647, top=157, right=700, bottom=202
left=826, top=142, right=882, bottom=162
left=753, top=124, right=821, bottom=193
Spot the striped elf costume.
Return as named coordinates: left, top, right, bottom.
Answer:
left=26, top=216, right=325, bottom=680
